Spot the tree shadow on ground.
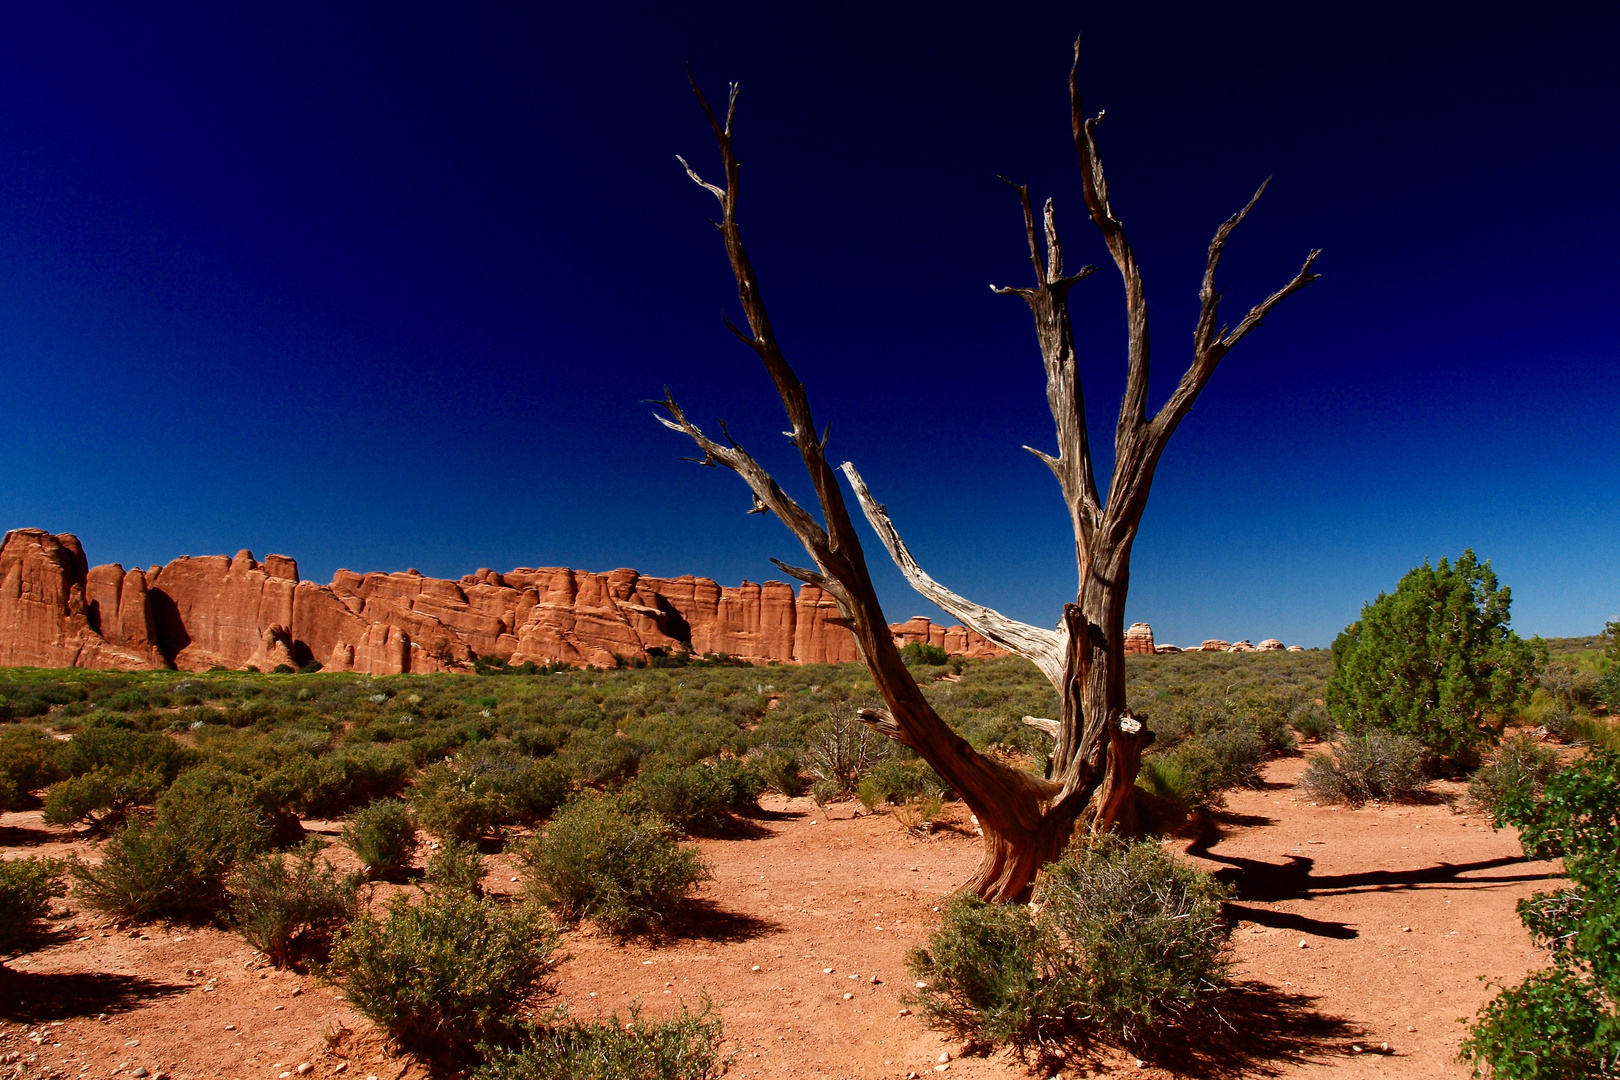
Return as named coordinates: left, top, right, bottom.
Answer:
left=1182, top=822, right=1553, bottom=942
left=661, top=898, right=781, bottom=943
left=0, top=969, right=188, bottom=1021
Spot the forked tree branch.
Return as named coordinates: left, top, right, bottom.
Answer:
left=662, top=78, right=1062, bottom=837
left=1065, top=33, right=1319, bottom=531
left=841, top=461, right=1068, bottom=688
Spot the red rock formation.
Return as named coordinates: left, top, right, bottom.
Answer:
left=1257, top=639, right=1285, bottom=651
left=0, top=529, right=164, bottom=670
left=1198, top=639, right=1231, bottom=652
left=1123, top=622, right=1155, bottom=656
left=0, top=529, right=1009, bottom=673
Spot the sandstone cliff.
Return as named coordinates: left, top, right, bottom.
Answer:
left=0, top=528, right=1005, bottom=674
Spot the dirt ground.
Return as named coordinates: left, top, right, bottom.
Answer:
left=0, top=755, right=1557, bottom=1080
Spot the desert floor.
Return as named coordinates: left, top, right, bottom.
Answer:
left=0, top=754, right=1556, bottom=1080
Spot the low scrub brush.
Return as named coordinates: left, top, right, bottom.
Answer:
left=1299, top=732, right=1426, bottom=805
left=328, top=888, right=559, bottom=1064
left=475, top=999, right=728, bottom=1080
left=520, top=792, right=708, bottom=936
left=229, top=839, right=359, bottom=967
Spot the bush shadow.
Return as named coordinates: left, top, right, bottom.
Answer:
left=660, top=898, right=782, bottom=943
left=0, top=968, right=188, bottom=1021
left=1136, top=980, right=1366, bottom=1078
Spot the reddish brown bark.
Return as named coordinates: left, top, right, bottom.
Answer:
left=660, top=39, right=1318, bottom=901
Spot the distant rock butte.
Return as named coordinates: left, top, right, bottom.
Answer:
left=0, top=528, right=1007, bottom=674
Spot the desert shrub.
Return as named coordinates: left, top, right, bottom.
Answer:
left=1135, top=753, right=1209, bottom=810
left=634, top=761, right=762, bottom=834
left=329, top=887, right=559, bottom=1063
left=908, top=837, right=1231, bottom=1048
left=520, top=792, right=708, bottom=936
left=806, top=711, right=891, bottom=796
left=72, top=772, right=268, bottom=923
left=857, top=757, right=945, bottom=811
left=750, top=748, right=806, bottom=797
left=900, top=642, right=949, bottom=667
left=557, top=729, right=641, bottom=785
left=342, top=799, right=418, bottom=879
left=0, top=856, right=70, bottom=962
left=1135, top=726, right=1264, bottom=810
left=1596, top=664, right=1620, bottom=711
left=906, top=894, right=1053, bottom=1044
left=1299, top=732, right=1426, bottom=805
left=41, top=767, right=165, bottom=830
left=1290, top=700, right=1336, bottom=742
left=1040, top=837, right=1232, bottom=1040
left=425, top=838, right=486, bottom=896
left=1576, top=715, right=1620, bottom=754
left=1325, top=551, right=1543, bottom=764
left=633, top=763, right=731, bottom=834
left=1468, top=732, right=1561, bottom=815
left=476, top=999, right=728, bottom=1080
left=457, top=744, right=571, bottom=823
left=0, top=727, right=65, bottom=809
left=229, top=838, right=359, bottom=967
left=55, top=721, right=193, bottom=783
left=1461, top=750, right=1619, bottom=1077
left=409, top=762, right=505, bottom=843
left=275, top=745, right=411, bottom=818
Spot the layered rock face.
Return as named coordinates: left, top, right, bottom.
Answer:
left=0, top=529, right=1007, bottom=674
left=1123, top=622, right=1155, bottom=656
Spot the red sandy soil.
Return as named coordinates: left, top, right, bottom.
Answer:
left=1, top=754, right=1557, bottom=1080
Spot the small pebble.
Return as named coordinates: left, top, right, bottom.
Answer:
left=297, top=1064, right=313, bottom=1075
left=751, top=966, right=762, bottom=972
left=824, top=968, right=835, bottom=974
left=1297, top=940, right=1308, bottom=949
left=938, top=1051, right=951, bottom=1063
left=897, top=1008, right=910, bottom=1017
left=131, top=1070, right=148, bottom=1079
left=842, top=992, right=853, bottom=1000
left=224, top=1025, right=236, bottom=1032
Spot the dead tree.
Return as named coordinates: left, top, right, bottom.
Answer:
left=657, top=38, right=1318, bottom=901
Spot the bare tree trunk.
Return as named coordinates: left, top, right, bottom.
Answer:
left=658, top=38, right=1318, bottom=902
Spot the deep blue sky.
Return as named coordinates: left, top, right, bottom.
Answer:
left=2, top=3, right=1615, bottom=648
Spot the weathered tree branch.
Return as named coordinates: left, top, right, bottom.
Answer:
left=841, top=461, right=1068, bottom=689
left=663, top=42, right=1318, bottom=903
left=662, top=78, right=1064, bottom=902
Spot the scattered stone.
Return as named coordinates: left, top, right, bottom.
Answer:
left=824, top=968, right=834, bottom=974
left=130, top=1070, right=147, bottom=1078
left=1297, top=940, right=1308, bottom=949
left=897, top=1008, right=910, bottom=1017
left=842, top=993, right=853, bottom=1001
left=224, top=1026, right=235, bottom=1032
left=291, top=987, right=303, bottom=997
left=750, top=966, right=762, bottom=973
left=870, top=976, right=882, bottom=985
left=938, top=1051, right=951, bottom=1063
left=296, top=1064, right=313, bottom=1075
left=915, top=981, right=928, bottom=989
left=332, top=1065, right=346, bottom=1074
